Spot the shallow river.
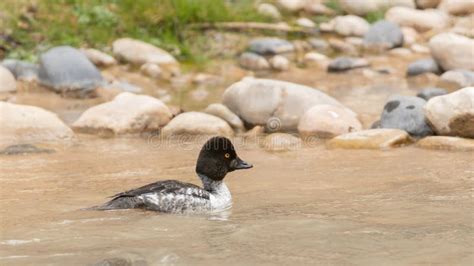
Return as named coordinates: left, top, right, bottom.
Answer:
left=0, top=136, right=473, bottom=265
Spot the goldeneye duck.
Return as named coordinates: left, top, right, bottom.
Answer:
left=93, top=136, right=252, bottom=213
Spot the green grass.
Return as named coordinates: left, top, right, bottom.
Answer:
left=0, top=0, right=268, bottom=64
left=365, top=10, right=385, bottom=24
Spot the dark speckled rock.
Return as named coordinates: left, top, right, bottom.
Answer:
left=406, top=58, right=441, bottom=76
left=380, top=95, right=433, bottom=137
left=38, top=46, right=103, bottom=93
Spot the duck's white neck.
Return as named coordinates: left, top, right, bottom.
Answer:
left=198, top=174, right=232, bottom=210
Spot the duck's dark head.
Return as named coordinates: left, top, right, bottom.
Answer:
left=196, top=136, right=252, bottom=181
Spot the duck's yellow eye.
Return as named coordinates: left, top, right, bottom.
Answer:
left=224, top=153, right=230, bottom=159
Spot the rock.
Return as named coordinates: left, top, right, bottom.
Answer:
left=161, top=112, right=233, bottom=137
left=243, top=125, right=265, bottom=139
left=416, top=136, right=474, bottom=151
left=363, top=20, right=403, bottom=49
left=261, top=133, right=302, bottom=151
left=371, top=120, right=382, bottom=129
left=257, top=3, right=281, bottom=20
left=73, top=92, right=172, bottom=135
left=379, top=95, right=433, bottom=137
left=401, top=27, right=418, bottom=46
left=451, top=14, right=474, bottom=38
left=1, top=59, right=38, bottom=81
left=327, top=129, right=412, bottom=149
left=327, top=57, right=370, bottom=72
left=304, top=2, right=335, bottom=15
left=80, top=48, right=117, bottom=67
left=0, top=65, right=16, bottom=92
left=298, top=104, right=362, bottom=138
left=204, top=103, right=244, bottom=131
left=0, top=144, right=54, bottom=155
left=416, top=87, right=448, bottom=100
left=345, top=37, right=364, bottom=49
left=328, top=39, right=358, bottom=56
left=389, top=48, right=413, bottom=57
left=416, top=0, right=441, bottom=9
left=303, top=52, right=329, bottom=68
left=439, top=0, right=474, bottom=15
left=328, top=15, right=370, bottom=37
left=424, top=87, right=474, bottom=138
left=276, top=0, right=305, bottom=12
left=406, top=58, right=441, bottom=76
left=222, top=77, right=349, bottom=131
left=239, top=52, right=270, bottom=70
left=0, top=102, right=75, bottom=146
left=248, top=38, right=294, bottom=55
left=385, top=7, right=449, bottom=32
left=296, top=18, right=315, bottom=28
left=38, top=46, right=103, bottom=93
left=340, top=0, right=415, bottom=16
left=269, top=55, right=289, bottom=71
left=439, top=69, right=474, bottom=89
left=307, top=38, right=330, bottom=53
left=140, top=63, right=162, bottom=79
left=292, top=40, right=312, bottom=54
left=429, top=33, right=474, bottom=71
left=112, top=38, right=178, bottom=67
left=410, top=43, right=430, bottom=54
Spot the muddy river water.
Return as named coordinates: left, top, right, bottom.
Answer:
left=0, top=136, right=473, bottom=265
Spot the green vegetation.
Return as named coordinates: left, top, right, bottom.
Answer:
left=365, top=10, right=385, bottom=24
left=0, top=0, right=267, bottom=63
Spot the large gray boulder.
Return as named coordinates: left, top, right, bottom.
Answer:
left=380, top=95, right=433, bottom=137
left=38, top=46, right=103, bottom=93
left=222, top=77, right=351, bottom=131
left=424, top=87, right=474, bottom=138
left=363, top=20, right=403, bottom=49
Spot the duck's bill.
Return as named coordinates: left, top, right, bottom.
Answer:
left=232, top=157, right=253, bottom=170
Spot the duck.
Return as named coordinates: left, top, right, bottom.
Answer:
left=92, top=136, right=252, bottom=213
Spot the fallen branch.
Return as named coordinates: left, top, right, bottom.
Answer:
left=189, top=22, right=319, bottom=35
